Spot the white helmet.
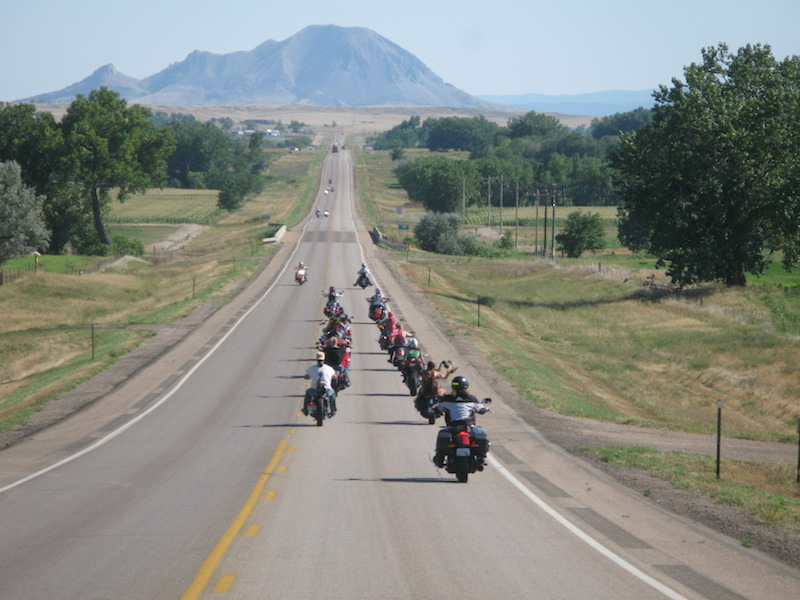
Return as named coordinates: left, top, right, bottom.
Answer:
left=407, top=337, right=419, bottom=349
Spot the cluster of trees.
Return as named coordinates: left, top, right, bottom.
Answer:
left=0, top=88, right=274, bottom=260
left=387, top=44, right=800, bottom=287
left=377, top=108, right=651, bottom=210
left=158, top=115, right=271, bottom=209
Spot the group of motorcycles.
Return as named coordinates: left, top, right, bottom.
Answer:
left=367, top=287, right=492, bottom=483
left=293, top=260, right=491, bottom=482
left=303, top=287, right=353, bottom=427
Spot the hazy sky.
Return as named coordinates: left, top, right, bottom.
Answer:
left=2, top=0, right=798, bottom=101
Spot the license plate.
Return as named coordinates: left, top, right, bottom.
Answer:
left=456, top=448, right=471, bottom=457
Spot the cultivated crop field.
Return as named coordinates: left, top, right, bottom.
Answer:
left=107, top=188, right=222, bottom=224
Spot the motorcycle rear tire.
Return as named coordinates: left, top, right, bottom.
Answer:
left=455, top=456, right=469, bottom=483
left=407, top=373, right=419, bottom=397
left=316, top=399, right=325, bottom=427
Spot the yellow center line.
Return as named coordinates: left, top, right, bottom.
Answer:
left=180, top=438, right=288, bottom=600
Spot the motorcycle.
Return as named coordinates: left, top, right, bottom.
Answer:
left=434, top=399, right=492, bottom=483
left=367, top=299, right=389, bottom=322
left=323, top=209, right=330, bottom=217
left=316, top=209, right=321, bottom=218
left=355, top=273, right=372, bottom=289
left=324, top=301, right=344, bottom=319
left=307, top=382, right=331, bottom=427
left=415, top=394, right=440, bottom=425
left=391, top=344, right=407, bottom=369
left=403, top=354, right=425, bottom=396
left=295, top=268, right=307, bottom=285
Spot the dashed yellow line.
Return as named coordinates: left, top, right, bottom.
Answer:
left=180, top=438, right=288, bottom=600
left=244, top=524, right=260, bottom=537
left=212, top=573, right=235, bottom=593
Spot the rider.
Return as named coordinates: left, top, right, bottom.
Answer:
left=296, top=260, right=307, bottom=271
left=303, top=351, right=337, bottom=417
left=415, top=359, right=455, bottom=413
left=354, top=263, right=372, bottom=287
left=432, top=376, right=489, bottom=468
left=323, top=286, right=344, bottom=304
left=322, top=338, right=350, bottom=389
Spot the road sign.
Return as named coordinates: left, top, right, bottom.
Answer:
left=398, top=224, right=409, bottom=230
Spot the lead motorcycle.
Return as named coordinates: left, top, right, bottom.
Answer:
left=355, top=272, right=372, bottom=289
left=295, top=267, right=307, bottom=285
left=433, top=398, right=492, bottom=483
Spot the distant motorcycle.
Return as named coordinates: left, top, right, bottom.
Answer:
left=355, top=273, right=372, bottom=289
left=323, top=209, right=330, bottom=217
left=295, top=268, right=307, bottom=285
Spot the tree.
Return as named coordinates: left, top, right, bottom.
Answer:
left=0, top=103, right=81, bottom=253
left=165, top=120, right=230, bottom=187
left=0, top=162, right=49, bottom=264
left=414, top=212, right=464, bottom=252
left=612, top=44, right=800, bottom=287
left=506, top=111, right=567, bottom=139
left=424, top=116, right=498, bottom=153
left=589, top=107, right=653, bottom=139
left=60, top=87, right=175, bottom=247
left=395, top=155, right=478, bottom=213
left=556, top=211, right=605, bottom=258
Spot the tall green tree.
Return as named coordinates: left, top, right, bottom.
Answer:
left=0, top=162, right=49, bottom=264
left=0, top=103, right=81, bottom=253
left=60, top=87, right=175, bottom=246
left=612, top=44, right=800, bottom=287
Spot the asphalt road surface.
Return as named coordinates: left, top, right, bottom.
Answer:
left=0, top=143, right=797, bottom=600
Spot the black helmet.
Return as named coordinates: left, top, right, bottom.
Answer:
left=329, top=286, right=335, bottom=292
left=451, top=375, right=469, bottom=392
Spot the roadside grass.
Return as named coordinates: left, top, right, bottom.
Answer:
left=354, top=143, right=800, bottom=536
left=583, top=446, right=800, bottom=537
left=0, top=148, right=322, bottom=437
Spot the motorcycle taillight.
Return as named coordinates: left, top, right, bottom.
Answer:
left=455, top=430, right=471, bottom=446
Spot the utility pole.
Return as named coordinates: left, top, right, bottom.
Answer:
left=462, top=177, right=466, bottom=218
left=515, top=182, right=519, bottom=250
left=499, top=175, right=504, bottom=235
left=551, top=185, right=557, bottom=260
left=542, top=193, right=548, bottom=258
left=534, top=189, right=540, bottom=254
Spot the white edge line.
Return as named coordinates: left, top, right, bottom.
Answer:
left=0, top=194, right=317, bottom=496
left=488, top=456, right=688, bottom=599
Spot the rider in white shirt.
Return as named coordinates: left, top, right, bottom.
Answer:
left=303, top=351, right=337, bottom=416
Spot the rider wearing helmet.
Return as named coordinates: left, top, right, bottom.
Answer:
left=432, top=376, right=490, bottom=468
left=354, top=263, right=372, bottom=287
left=324, top=285, right=343, bottom=303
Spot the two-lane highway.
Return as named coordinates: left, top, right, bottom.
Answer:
left=0, top=144, right=797, bottom=599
